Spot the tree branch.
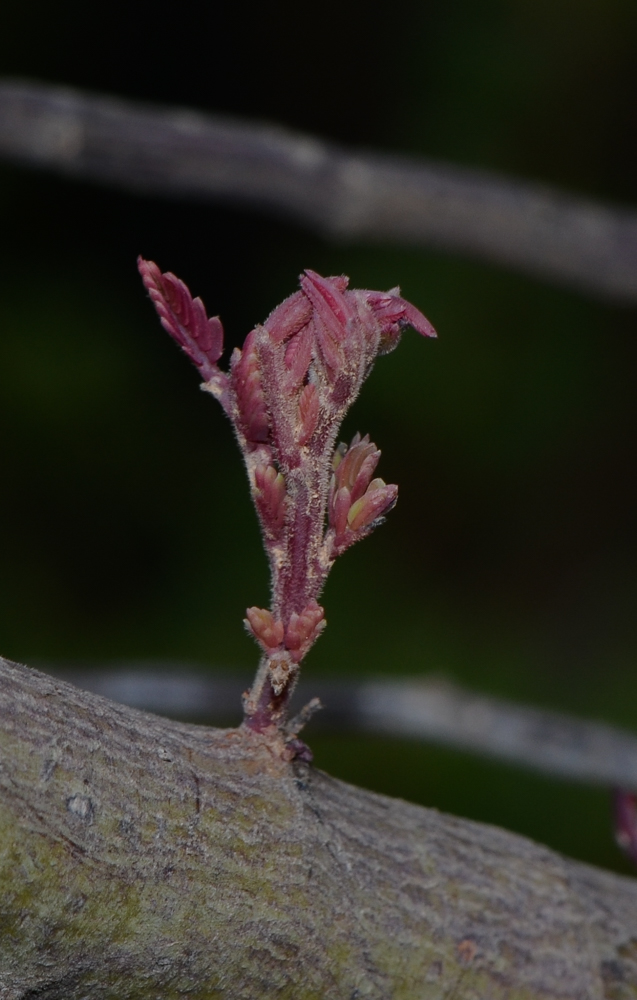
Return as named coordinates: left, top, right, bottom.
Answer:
left=2, top=654, right=637, bottom=998
left=1, top=79, right=637, bottom=303
left=55, top=665, right=637, bottom=791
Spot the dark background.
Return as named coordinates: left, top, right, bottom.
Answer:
left=1, top=0, right=637, bottom=873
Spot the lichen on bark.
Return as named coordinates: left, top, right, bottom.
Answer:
left=1, top=656, right=637, bottom=999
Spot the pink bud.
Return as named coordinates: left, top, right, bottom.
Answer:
left=300, top=272, right=353, bottom=372
left=285, top=600, right=326, bottom=662
left=244, top=607, right=285, bottom=651
left=254, top=464, right=287, bottom=535
left=334, top=433, right=380, bottom=503
left=297, top=383, right=320, bottom=445
left=231, top=330, right=270, bottom=444
left=347, top=480, right=398, bottom=532
left=330, top=486, right=352, bottom=537
left=363, top=288, right=437, bottom=355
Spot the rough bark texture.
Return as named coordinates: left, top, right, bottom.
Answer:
left=56, top=667, right=637, bottom=790
left=1, top=655, right=637, bottom=999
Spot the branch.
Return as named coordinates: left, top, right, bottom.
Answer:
left=137, top=260, right=434, bottom=740
left=2, top=654, right=637, bottom=998
left=1, top=79, right=637, bottom=302
left=55, top=665, right=637, bottom=790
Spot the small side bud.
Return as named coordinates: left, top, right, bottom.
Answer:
left=330, top=486, right=352, bottom=537
left=285, top=600, right=326, bottom=662
left=334, top=433, right=380, bottom=504
left=244, top=607, right=285, bottom=651
left=363, top=288, right=437, bottom=355
left=231, top=331, right=270, bottom=445
left=254, top=464, right=287, bottom=535
left=347, top=480, right=398, bottom=532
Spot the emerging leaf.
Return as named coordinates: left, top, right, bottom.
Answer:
left=138, top=258, right=223, bottom=379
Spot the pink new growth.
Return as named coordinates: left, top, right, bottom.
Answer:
left=139, top=259, right=436, bottom=753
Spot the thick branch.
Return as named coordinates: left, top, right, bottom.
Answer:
left=2, top=654, right=637, bottom=998
left=1, top=79, right=637, bottom=302
left=57, top=665, right=637, bottom=791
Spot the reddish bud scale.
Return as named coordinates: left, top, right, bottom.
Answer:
left=331, top=486, right=352, bottom=538
left=351, top=453, right=381, bottom=503
left=244, top=607, right=285, bottom=651
left=334, top=433, right=380, bottom=503
left=347, top=480, right=398, bottom=532
left=329, top=434, right=387, bottom=534
left=254, top=464, right=287, bottom=536
left=244, top=599, right=325, bottom=666
left=360, top=288, right=437, bottom=355
left=284, top=600, right=326, bottom=663
left=137, top=257, right=223, bottom=380
left=297, top=383, right=320, bottom=445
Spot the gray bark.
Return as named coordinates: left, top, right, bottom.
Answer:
left=2, top=79, right=637, bottom=303
left=2, top=653, right=637, bottom=999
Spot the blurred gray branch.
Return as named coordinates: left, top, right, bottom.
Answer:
left=55, top=665, right=637, bottom=790
left=1, top=79, right=637, bottom=303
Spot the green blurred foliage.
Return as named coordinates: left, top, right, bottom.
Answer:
left=0, top=0, right=636, bottom=872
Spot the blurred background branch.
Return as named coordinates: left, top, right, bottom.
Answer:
left=52, top=664, right=637, bottom=791
left=1, top=78, right=637, bottom=303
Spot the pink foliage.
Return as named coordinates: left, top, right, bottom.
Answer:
left=284, top=600, right=326, bottom=663
left=327, top=434, right=397, bottom=554
left=231, top=331, right=270, bottom=445
left=139, top=259, right=436, bottom=734
left=297, top=383, right=320, bottom=445
left=138, top=258, right=223, bottom=380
